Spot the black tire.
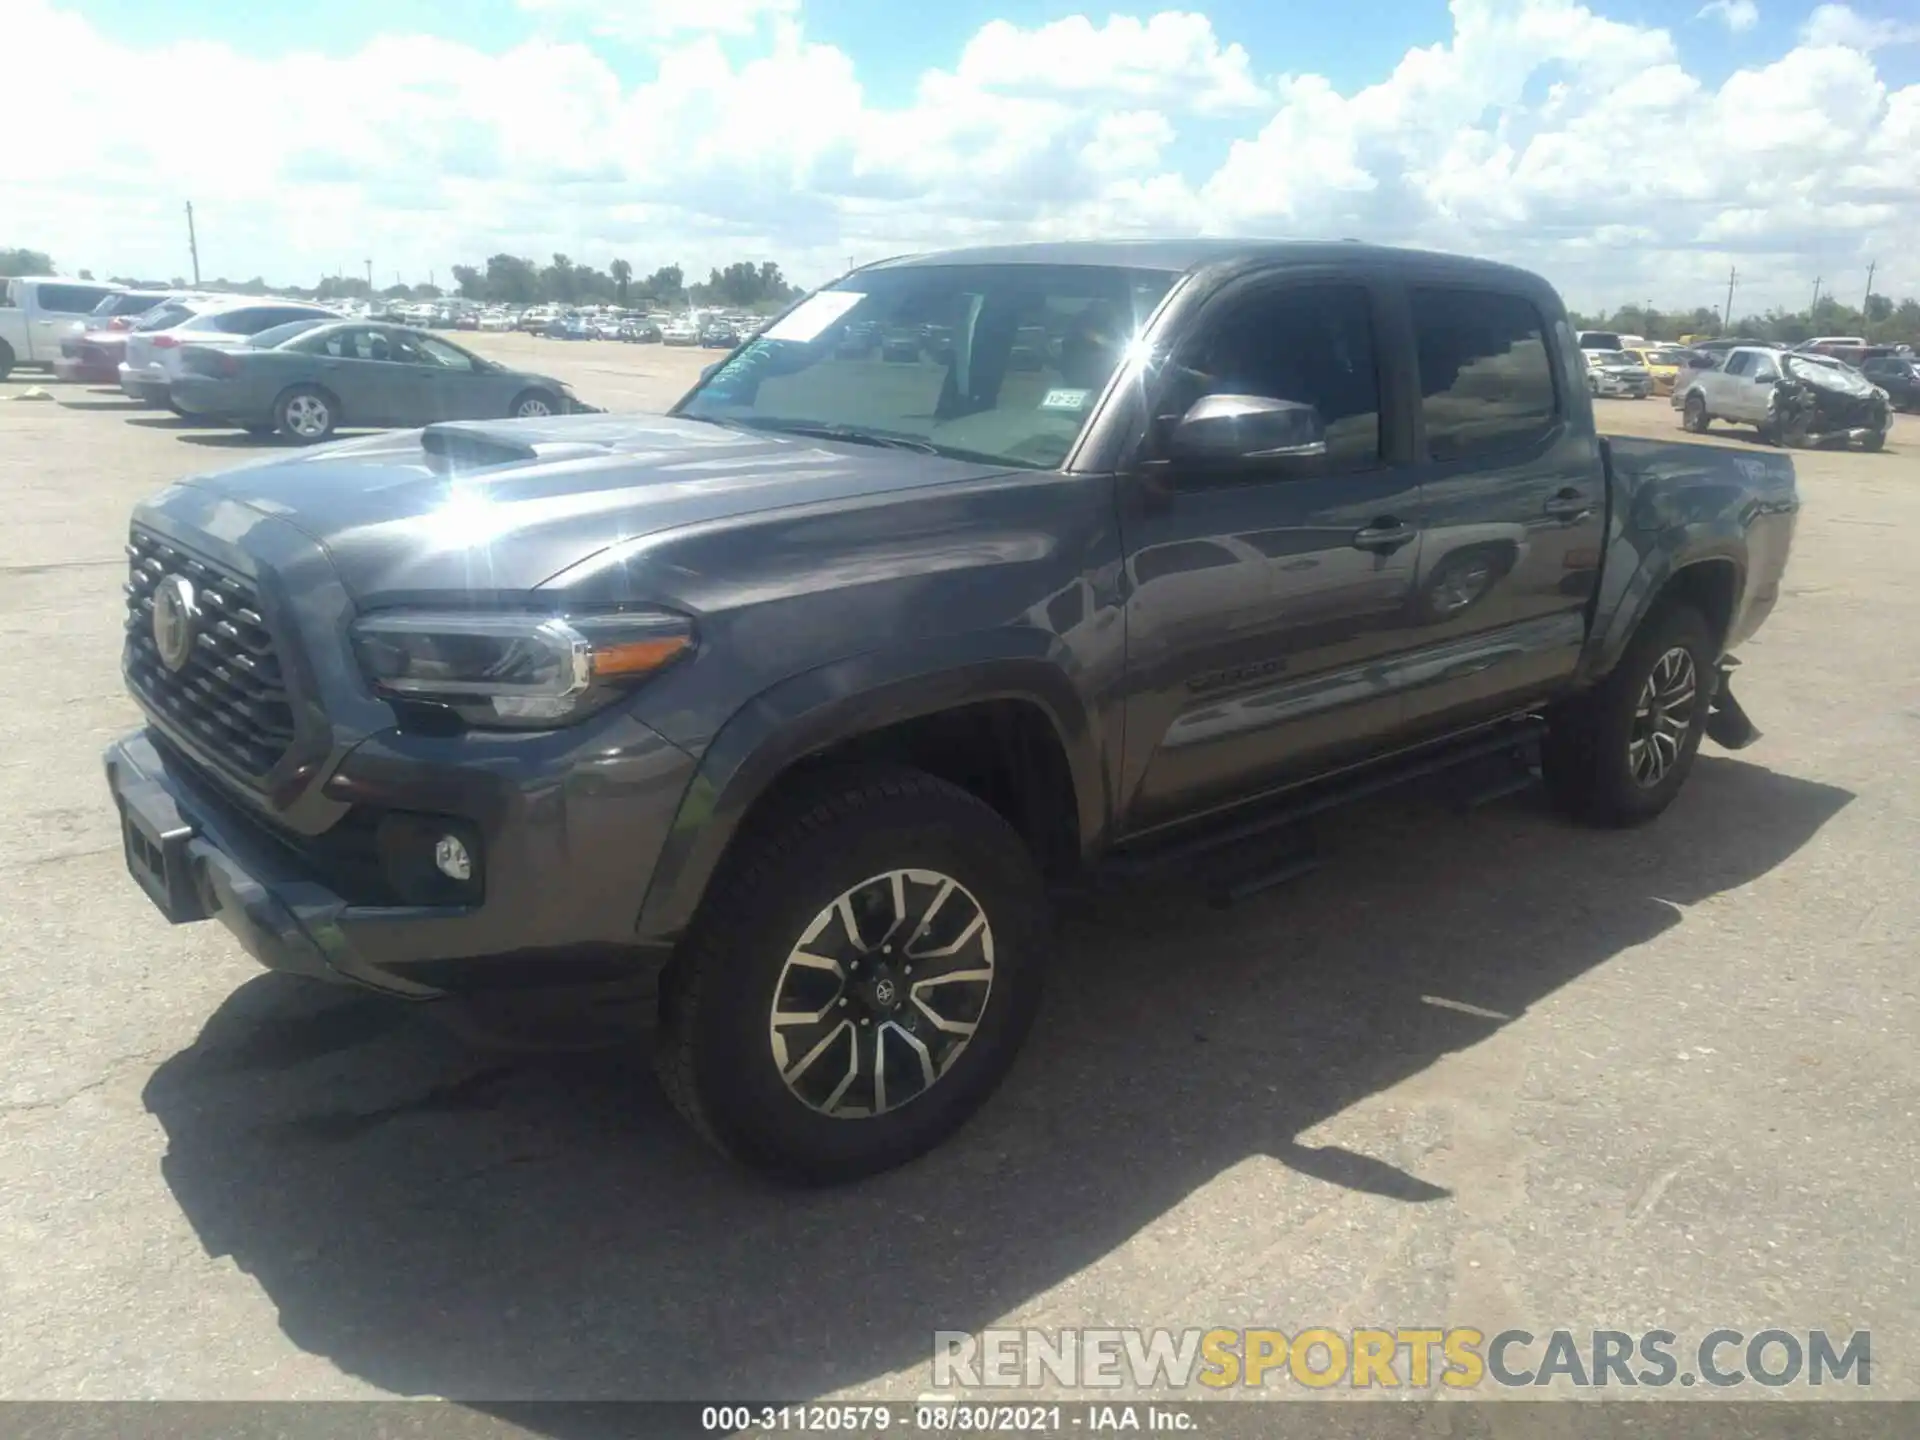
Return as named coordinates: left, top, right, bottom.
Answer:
left=0, top=341, right=14, bottom=383
left=1682, top=392, right=1710, bottom=433
left=1541, top=603, right=1714, bottom=828
left=656, top=764, right=1050, bottom=1184
left=1861, top=428, right=1886, bottom=453
left=274, top=385, right=338, bottom=444
left=509, top=388, right=561, bottom=419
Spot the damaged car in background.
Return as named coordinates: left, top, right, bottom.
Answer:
left=1675, top=344, right=1892, bottom=452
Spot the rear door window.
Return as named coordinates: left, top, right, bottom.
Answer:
left=1410, top=287, right=1560, bottom=461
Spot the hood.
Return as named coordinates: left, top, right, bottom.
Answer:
left=1781, top=355, right=1877, bottom=399
left=163, top=413, right=1015, bottom=606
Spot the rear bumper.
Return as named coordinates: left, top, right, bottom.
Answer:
left=117, top=363, right=169, bottom=404
left=53, top=356, right=117, bottom=384
left=168, top=375, right=250, bottom=420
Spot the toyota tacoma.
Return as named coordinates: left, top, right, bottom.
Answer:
left=105, top=241, right=1798, bottom=1182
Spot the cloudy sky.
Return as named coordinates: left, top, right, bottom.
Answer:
left=8, top=0, right=1918, bottom=313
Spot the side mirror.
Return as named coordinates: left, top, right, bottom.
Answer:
left=1166, top=394, right=1328, bottom=463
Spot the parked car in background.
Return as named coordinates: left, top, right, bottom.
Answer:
left=592, top=316, right=624, bottom=340
left=1584, top=350, right=1651, bottom=398
left=699, top=320, right=738, bottom=348
left=880, top=326, right=921, bottom=362
left=546, top=313, right=593, bottom=341
left=1621, top=346, right=1687, bottom=396
left=1860, top=354, right=1920, bottom=412
left=662, top=319, right=699, bottom=346
left=73, top=289, right=173, bottom=337
left=119, top=299, right=340, bottom=407
left=518, top=306, right=555, bottom=333
left=1676, top=345, right=1892, bottom=449
left=169, top=320, right=590, bottom=443
left=618, top=319, right=662, bottom=344
left=0, top=276, right=123, bottom=379
left=1575, top=329, right=1623, bottom=353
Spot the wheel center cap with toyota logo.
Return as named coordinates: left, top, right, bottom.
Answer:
left=871, top=977, right=897, bottom=1008
left=152, top=576, right=200, bottom=673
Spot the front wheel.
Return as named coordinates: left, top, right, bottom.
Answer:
left=1542, top=603, right=1713, bottom=827
left=510, top=389, right=560, bottom=418
left=656, top=765, right=1050, bottom=1184
left=1682, top=392, right=1710, bottom=433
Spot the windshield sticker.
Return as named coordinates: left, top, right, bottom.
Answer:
left=763, top=291, right=866, bottom=344
left=1040, top=388, right=1090, bottom=412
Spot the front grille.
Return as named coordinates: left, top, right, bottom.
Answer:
left=124, top=529, right=295, bottom=782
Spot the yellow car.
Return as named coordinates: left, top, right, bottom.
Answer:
left=1625, top=346, right=1687, bottom=396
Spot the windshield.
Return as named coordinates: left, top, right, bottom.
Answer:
left=250, top=319, right=328, bottom=348
left=1592, top=351, right=1630, bottom=365
left=677, top=263, right=1175, bottom=469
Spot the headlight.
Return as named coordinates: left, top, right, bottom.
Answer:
left=350, top=608, right=693, bottom=728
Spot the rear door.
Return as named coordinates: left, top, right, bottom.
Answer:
left=1390, top=280, right=1604, bottom=739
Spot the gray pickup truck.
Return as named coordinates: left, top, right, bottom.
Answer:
left=104, top=241, right=1799, bottom=1182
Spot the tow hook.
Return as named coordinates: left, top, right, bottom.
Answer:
left=1705, top=657, right=1761, bottom=750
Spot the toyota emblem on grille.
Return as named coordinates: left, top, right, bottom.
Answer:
left=152, top=575, right=200, bottom=673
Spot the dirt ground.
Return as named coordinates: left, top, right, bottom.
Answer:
left=1, top=344, right=1915, bottom=1407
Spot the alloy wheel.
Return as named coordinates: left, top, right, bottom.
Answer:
left=515, top=396, right=553, bottom=417
left=285, top=394, right=330, bottom=438
left=768, top=869, right=994, bottom=1119
left=1628, top=645, right=1698, bottom=788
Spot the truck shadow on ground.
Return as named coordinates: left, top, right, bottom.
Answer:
left=141, top=756, right=1849, bottom=1406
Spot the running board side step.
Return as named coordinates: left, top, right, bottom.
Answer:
left=1093, top=717, right=1547, bottom=903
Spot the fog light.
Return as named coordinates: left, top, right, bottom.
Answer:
left=433, top=834, right=472, bottom=882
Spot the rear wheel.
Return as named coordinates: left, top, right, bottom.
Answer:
left=656, top=765, right=1049, bottom=1184
left=274, top=385, right=337, bottom=444
left=1682, top=392, right=1711, bottom=433
left=1542, top=603, right=1713, bottom=827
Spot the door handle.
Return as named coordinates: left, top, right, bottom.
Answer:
left=1544, top=490, right=1593, bottom=523
left=1351, top=519, right=1417, bottom=553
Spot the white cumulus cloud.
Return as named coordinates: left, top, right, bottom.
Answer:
left=3, top=0, right=1918, bottom=314
left=1697, top=0, right=1759, bottom=34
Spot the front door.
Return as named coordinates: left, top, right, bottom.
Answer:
left=1117, top=275, right=1427, bottom=833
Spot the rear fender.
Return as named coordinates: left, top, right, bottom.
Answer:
left=1576, top=438, right=1794, bottom=682
left=632, top=633, right=1106, bottom=948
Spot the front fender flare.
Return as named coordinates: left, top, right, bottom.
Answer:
left=633, top=632, right=1105, bottom=948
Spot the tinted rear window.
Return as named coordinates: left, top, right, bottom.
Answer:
left=36, top=284, right=116, bottom=315
left=1412, top=288, right=1560, bottom=462
left=135, top=303, right=195, bottom=332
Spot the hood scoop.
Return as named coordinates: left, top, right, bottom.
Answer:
left=421, top=423, right=615, bottom=474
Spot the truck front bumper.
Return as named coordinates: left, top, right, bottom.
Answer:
left=104, top=719, right=698, bottom=1000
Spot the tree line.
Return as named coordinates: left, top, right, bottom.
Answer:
left=1567, top=294, right=1920, bottom=348
left=3, top=246, right=800, bottom=312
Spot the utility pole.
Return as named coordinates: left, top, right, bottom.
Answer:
left=184, top=201, right=201, bottom=286
left=1723, top=266, right=1737, bottom=335
left=1862, top=260, right=1876, bottom=327
left=365, top=258, right=373, bottom=288
left=1810, top=276, right=1821, bottom=317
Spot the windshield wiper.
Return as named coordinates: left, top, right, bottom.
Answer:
left=730, top=419, right=944, bottom=455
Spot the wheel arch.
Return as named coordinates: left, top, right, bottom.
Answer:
left=1585, top=549, right=1745, bottom=684
left=633, top=644, right=1106, bottom=949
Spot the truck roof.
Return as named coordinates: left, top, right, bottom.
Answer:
left=861, top=238, right=1546, bottom=287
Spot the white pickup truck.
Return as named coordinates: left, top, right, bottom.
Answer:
left=0, top=276, right=122, bottom=381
